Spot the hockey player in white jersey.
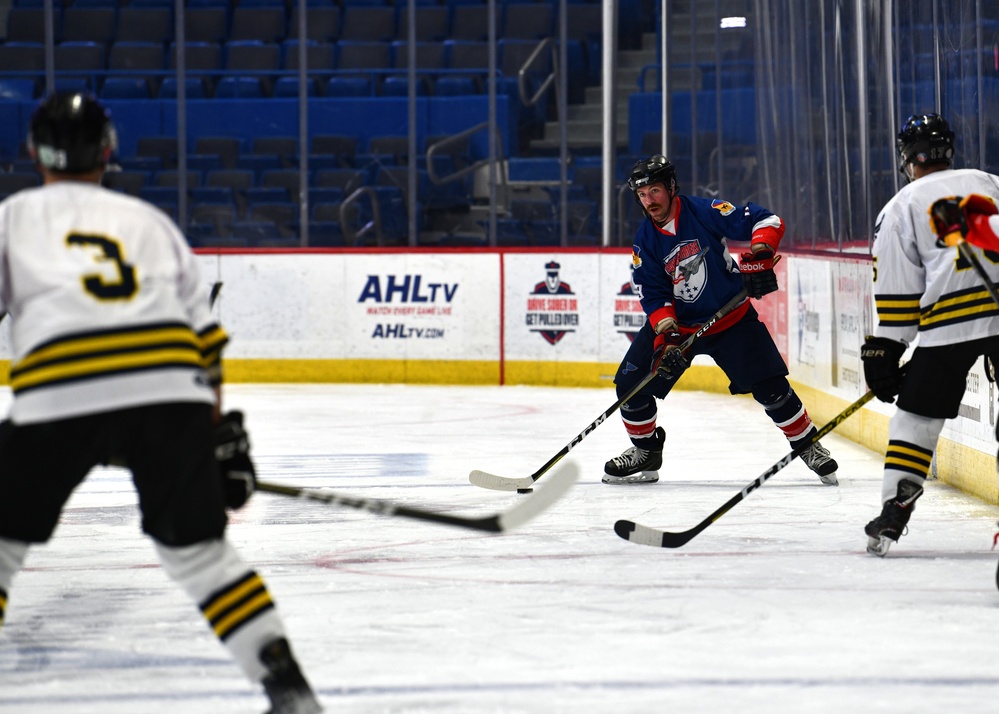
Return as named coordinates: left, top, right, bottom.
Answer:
left=0, top=92, right=322, bottom=713
left=861, top=113, right=999, bottom=558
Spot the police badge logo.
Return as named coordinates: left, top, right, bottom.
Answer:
left=525, top=260, right=579, bottom=345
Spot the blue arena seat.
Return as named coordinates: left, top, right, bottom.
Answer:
left=289, top=6, right=340, bottom=42
left=339, top=6, right=396, bottom=42
left=324, top=76, right=372, bottom=97
left=158, top=77, right=209, bottom=99
left=61, top=7, right=117, bottom=45
left=230, top=6, right=287, bottom=44
left=215, top=76, right=265, bottom=98
left=116, top=7, right=173, bottom=44
left=100, top=77, right=151, bottom=99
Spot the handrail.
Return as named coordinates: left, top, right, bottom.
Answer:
left=637, top=63, right=661, bottom=93
left=425, top=121, right=507, bottom=190
left=517, top=37, right=557, bottom=108
left=340, top=186, right=383, bottom=246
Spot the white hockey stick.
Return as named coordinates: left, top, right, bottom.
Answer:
left=257, top=461, right=578, bottom=533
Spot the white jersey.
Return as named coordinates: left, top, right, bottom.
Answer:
left=0, top=180, right=226, bottom=424
left=872, top=167, right=999, bottom=348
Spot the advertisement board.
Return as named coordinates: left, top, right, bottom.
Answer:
left=214, top=252, right=500, bottom=361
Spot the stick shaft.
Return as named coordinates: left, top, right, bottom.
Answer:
left=258, top=462, right=578, bottom=533
left=257, top=480, right=504, bottom=531
left=958, top=241, right=999, bottom=308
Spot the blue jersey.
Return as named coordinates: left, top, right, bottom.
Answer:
left=630, top=195, right=783, bottom=329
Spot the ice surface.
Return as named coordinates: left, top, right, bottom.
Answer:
left=2, top=384, right=999, bottom=714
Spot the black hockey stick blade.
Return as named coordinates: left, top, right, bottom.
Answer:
left=257, top=461, right=578, bottom=533
left=470, top=290, right=749, bottom=492
left=614, top=390, right=876, bottom=548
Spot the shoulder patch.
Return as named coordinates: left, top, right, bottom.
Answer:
left=631, top=245, right=643, bottom=268
left=711, top=199, right=736, bottom=216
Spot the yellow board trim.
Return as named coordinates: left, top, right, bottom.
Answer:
left=223, top=359, right=500, bottom=385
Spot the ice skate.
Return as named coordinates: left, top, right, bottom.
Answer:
left=260, top=637, right=322, bottom=714
left=864, top=479, right=923, bottom=557
left=799, top=441, right=839, bottom=486
left=603, top=427, right=665, bottom=484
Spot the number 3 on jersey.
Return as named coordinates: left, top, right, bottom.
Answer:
left=67, top=233, right=137, bottom=300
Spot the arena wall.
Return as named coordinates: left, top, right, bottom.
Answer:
left=1, top=246, right=994, bottom=503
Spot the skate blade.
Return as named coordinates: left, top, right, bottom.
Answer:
left=602, top=472, right=659, bottom=485
left=818, top=472, right=839, bottom=486
left=866, top=535, right=892, bottom=557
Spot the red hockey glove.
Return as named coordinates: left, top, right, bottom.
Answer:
left=960, top=194, right=999, bottom=253
left=739, top=249, right=780, bottom=299
left=652, top=327, right=688, bottom=379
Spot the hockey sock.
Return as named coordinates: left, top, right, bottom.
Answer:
left=881, top=410, right=945, bottom=503
left=620, top=395, right=658, bottom=442
left=155, top=538, right=287, bottom=682
left=0, top=537, right=29, bottom=634
left=753, top=380, right=814, bottom=444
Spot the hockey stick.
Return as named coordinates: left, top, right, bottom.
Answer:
left=957, top=241, right=999, bottom=309
left=469, top=289, right=749, bottom=492
left=209, top=280, right=224, bottom=308
left=256, top=461, right=578, bottom=533
left=614, top=389, right=876, bottom=548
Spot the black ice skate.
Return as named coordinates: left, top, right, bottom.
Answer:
left=260, top=637, right=322, bottom=714
left=603, top=427, right=665, bottom=484
left=799, top=441, right=839, bottom=486
left=864, top=479, right=924, bottom=557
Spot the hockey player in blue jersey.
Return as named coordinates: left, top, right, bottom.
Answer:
left=603, top=154, right=839, bottom=485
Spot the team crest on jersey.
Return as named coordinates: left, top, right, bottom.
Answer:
left=711, top=199, right=736, bottom=216
left=526, top=260, right=579, bottom=345
left=663, top=241, right=710, bottom=302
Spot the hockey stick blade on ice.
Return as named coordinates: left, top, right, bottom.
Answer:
left=257, top=461, right=578, bottom=533
left=470, top=290, right=749, bottom=492
left=614, top=390, right=876, bottom=548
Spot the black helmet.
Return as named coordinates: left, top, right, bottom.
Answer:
left=628, top=154, right=678, bottom=194
left=896, top=113, right=954, bottom=176
left=27, top=92, right=117, bottom=173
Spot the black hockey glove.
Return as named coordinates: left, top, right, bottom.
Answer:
left=929, top=196, right=968, bottom=247
left=860, top=336, right=907, bottom=403
left=214, top=410, right=256, bottom=509
left=739, top=249, right=780, bottom=299
left=652, top=328, right=688, bottom=379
